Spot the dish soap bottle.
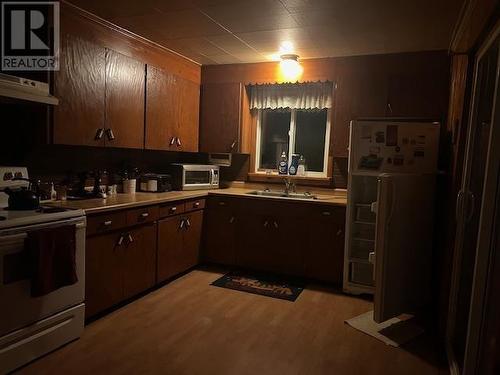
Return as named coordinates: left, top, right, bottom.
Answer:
left=278, top=151, right=288, bottom=175
left=289, top=154, right=299, bottom=175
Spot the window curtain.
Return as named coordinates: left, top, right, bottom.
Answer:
left=248, top=81, right=333, bottom=110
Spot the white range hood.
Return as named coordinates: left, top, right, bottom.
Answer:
left=0, top=73, right=58, bottom=105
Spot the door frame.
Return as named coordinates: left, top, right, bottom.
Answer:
left=446, top=21, right=500, bottom=375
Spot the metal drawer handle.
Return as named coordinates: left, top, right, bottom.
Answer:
left=185, top=218, right=191, bottom=228
left=264, top=220, right=269, bottom=228
left=176, top=137, right=182, bottom=147
left=127, top=233, right=133, bottom=243
left=103, top=220, right=112, bottom=226
left=169, top=137, right=176, bottom=146
left=170, top=206, right=177, bottom=212
left=229, top=216, right=235, bottom=224
left=117, top=234, right=124, bottom=246
left=218, top=201, right=226, bottom=206
left=336, top=229, right=343, bottom=236
left=179, top=219, right=185, bottom=229
left=140, top=212, right=149, bottom=218
left=194, top=202, right=200, bottom=207
left=106, top=128, right=115, bottom=141
left=273, top=221, right=279, bottom=229
left=322, top=211, right=331, bottom=216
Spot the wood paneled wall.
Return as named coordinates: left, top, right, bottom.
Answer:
left=203, top=50, right=451, bottom=187
left=60, top=1, right=201, bottom=84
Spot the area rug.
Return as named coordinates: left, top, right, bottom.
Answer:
left=345, top=311, right=425, bottom=347
left=211, top=272, right=304, bottom=301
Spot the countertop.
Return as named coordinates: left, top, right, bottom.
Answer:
left=46, top=186, right=347, bottom=215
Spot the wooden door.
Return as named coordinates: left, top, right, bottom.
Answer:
left=85, top=232, right=124, bottom=318
left=122, top=223, right=157, bottom=299
left=182, top=210, right=203, bottom=270
left=203, top=206, right=237, bottom=265
left=177, top=77, right=200, bottom=152
left=54, top=34, right=105, bottom=147
left=157, top=215, right=184, bottom=282
left=145, top=66, right=179, bottom=151
left=305, top=207, right=346, bottom=284
left=105, top=49, right=145, bottom=149
left=199, top=83, right=242, bottom=153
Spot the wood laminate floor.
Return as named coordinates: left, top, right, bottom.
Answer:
left=17, top=268, right=448, bottom=375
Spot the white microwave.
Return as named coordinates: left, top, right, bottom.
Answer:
left=171, top=164, right=219, bottom=191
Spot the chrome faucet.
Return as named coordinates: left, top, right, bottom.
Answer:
left=283, top=177, right=296, bottom=196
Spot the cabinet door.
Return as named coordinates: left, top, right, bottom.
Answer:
left=305, top=207, right=346, bottom=283
left=199, top=83, right=242, bottom=153
left=54, top=34, right=105, bottom=147
left=145, top=66, right=179, bottom=151
left=267, top=215, right=305, bottom=276
left=182, top=210, right=203, bottom=269
left=177, top=77, right=200, bottom=152
left=157, top=216, right=184, bottom=282
left=203, top=207, right=237, bottom=265
left=105, top=50, right=145, bottom=149
left=122, top=223, right=157, bottom=299
left=85, top=232, right=123, bottom=318
left=236, top=213, right=272, bottom=271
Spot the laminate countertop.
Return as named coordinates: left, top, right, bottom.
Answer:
left=46, top=187, right=347, bottom=215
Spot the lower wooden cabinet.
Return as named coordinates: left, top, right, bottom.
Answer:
left=122, top=223, right=157, bottom=299
left=203, top=198, right=238, bottom=265
left=202, top=197, right=346, bottom=283
left=85, top=222, right=156, bottom=318
left=157, top=209, right=203, bottom=283
left=304, top=207, right=346, bottom=283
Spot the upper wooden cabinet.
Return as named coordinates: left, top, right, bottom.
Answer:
left=54, top=34, right=106, bottom=147
left=145, top=66, right=199, bottom=152
left=105, top=50, right=145, bottom=149
left=199, top=83, right=242, bottom=153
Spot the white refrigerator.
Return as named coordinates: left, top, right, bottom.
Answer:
left=343, top=119, right=440, bottom=323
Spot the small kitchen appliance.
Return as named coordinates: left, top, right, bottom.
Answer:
left=170, top=164, right=219, bottom=191
left=139, top=173, right=172, bottom=192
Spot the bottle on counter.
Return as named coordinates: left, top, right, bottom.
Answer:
left=297, top=155, right=307, bottom=177
left=289, top=154, right=299, bottom=175
left=50, top=182, right=57, bottom=201
left=278, top=151, right=288, bottom=175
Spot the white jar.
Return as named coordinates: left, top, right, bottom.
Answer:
left=123, top=179, right=136, bottom=194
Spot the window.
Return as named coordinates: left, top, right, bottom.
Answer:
left=255, top=108, right=330, bottom=177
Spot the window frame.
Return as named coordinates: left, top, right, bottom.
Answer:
left=255, top=108, right=331, bottom=178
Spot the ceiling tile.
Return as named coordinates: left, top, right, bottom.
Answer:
left=208, top=54, right=242, bottom=64
left=206, top=34, right=262, bottom=56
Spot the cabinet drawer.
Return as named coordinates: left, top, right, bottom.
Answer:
left=207, top=196, right=237, bottom=209
left=308, top=205, right=346, bottom=223
left=87, top=211, right=127, bottom=236
left=159, top=202, right=185, bottom=218
left=126, top=205, right=159, bottom=226
left=185, top=198, right=205, bottom=212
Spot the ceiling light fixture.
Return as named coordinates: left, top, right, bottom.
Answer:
left=279, top=53, right=303, bottom=82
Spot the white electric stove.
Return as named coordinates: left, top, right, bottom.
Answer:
left=0, top=166, right=86, bottom=373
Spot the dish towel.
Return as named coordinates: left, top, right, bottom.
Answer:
left=26, top=225, right=78, bottom=297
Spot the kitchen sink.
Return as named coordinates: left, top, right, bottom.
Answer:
left=246, top=190, right=318, bottom=200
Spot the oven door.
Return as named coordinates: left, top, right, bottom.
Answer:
left=0, top=216, right=86, bottom=336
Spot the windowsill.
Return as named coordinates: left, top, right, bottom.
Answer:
left=247, top=172, right=333, bottom=187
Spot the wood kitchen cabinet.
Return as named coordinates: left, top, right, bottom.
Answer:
left=85, top=212, right=157, bottom=319
left=85, top=230, right=124, bottom=318
left=105, top=50, right=145, bottom=149
left=122, top=223, right=157, bottom=299
left=304, top=206, right=346, bottom=284
left=203, top=196, right=345, bottom=283
left=157, top=206, right=204, bottom=283
left=203, top=197, right=238, bottom=265
left=54, top=34, right=106, bottom=147
left=145, top=66, right=199, bottom=152
left=199, top=83, right=242, bottom=153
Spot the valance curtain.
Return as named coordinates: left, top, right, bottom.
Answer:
left=248, top=81, right=333, bottom=110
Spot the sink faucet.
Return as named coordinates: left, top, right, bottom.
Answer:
left=283, top=177, right=296, bottom=196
